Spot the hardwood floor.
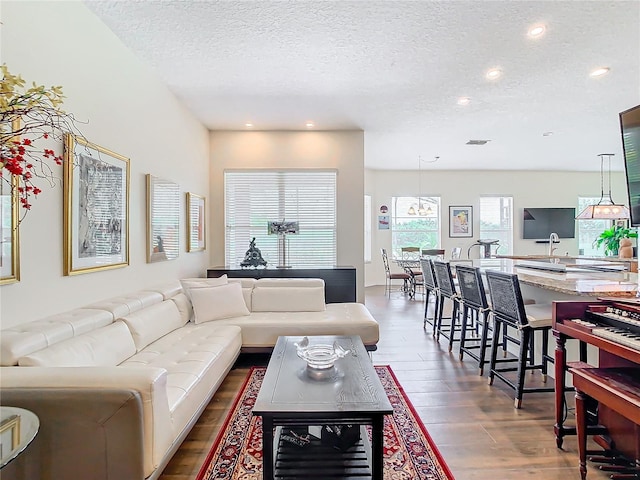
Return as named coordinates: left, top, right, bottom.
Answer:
left=159, top=286, right=612, bottom=480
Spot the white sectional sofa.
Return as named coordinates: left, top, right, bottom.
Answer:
left=0, top=276, right=379, bottom=480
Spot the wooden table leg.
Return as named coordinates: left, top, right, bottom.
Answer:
left=554, top=330, right=567, bottom=448
left=262, top=416, right=274, bottom=480
left=575, top=389, right=588, bottom=480
left=371, top=415, right=385, bottom=480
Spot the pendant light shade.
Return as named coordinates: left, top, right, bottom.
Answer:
left=576, top=153, right=630, bottom=220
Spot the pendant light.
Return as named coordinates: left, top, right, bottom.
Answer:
left=576, top=153, right=630, bottom=220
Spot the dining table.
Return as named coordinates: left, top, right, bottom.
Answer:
left=394, top=259, right=422, bottom=299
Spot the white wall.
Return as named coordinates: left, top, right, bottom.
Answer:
left=0, top=1, right=210, bottom=328
left=209, top=131, right=365, bottom=301
left=366, top=168, right=627, bottom=286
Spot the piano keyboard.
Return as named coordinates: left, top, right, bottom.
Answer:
left=592, top=326, right=640, bottom=351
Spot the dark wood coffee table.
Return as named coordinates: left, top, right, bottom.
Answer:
left=253, top=335, right=392, bottom=480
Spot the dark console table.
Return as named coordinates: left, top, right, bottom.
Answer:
left=207, top=266, right=356, bottom=303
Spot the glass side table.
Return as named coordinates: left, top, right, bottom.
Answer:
left=0, top=407, right=40, bottom=469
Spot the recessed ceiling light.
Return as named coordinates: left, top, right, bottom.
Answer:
left=590, top=67, right=610, bottom=77
left=486, top=68, right=502, bottom=80
left=528, top=24, right=546, bottom=38
left=305, top=122, right=314, bottom=128
left=457, top=97, right=470, bottom=105
left=245, top=123, right=253, bottom=127
left=466, top=139, right=491, bottom=145
left=542, top=131, right=554, bottom=137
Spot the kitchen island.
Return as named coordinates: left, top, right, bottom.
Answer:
left=468, top=258, right=638, bottom=301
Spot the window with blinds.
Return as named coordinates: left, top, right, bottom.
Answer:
left=577, top=196, right=610, bottom=255
left=225, top=170, right=337, bottom=267
left=479, top=196, right=513, bottom=255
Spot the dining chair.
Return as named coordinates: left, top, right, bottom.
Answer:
left=381, top=248, right=410, bottom=297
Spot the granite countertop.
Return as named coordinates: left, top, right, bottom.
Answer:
left=471, top=258, right=638, bottom=297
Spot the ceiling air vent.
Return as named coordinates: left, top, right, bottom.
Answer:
left=466, top=139, right=491, bottom=145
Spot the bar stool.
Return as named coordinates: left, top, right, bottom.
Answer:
left=420, top=258, right=439, bottom=330
left=432, top=260, right=462, bottom=351
left=455, top=264, right=492, bottom=375
left=485, top=270, right=555, bottom=409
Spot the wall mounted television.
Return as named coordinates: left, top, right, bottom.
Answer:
left=620, top=104, right=640, bottom=227
left=522, top=208, right=576, bottom=239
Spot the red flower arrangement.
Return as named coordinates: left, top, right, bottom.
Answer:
left=1, top=64, right=84, bottom=221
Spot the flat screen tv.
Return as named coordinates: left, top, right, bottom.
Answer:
left=522, top=208, right=576, bottom=239
left=620, top=104, right=640, bottom=227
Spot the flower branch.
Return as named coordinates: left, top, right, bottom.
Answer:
left=1, top=64, right=86, bottom=221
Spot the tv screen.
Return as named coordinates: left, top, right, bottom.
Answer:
left=523, top=208, right=576, bottom=239
left=620, top=105, right=640, bottom=227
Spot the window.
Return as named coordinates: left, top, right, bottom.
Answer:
left=577, top=196, right=610, bottom=255
left=479, top=196, right=513, bottom=255
left=391, top=196, right=441, bottom=258
left=225, top=170, right=337, bottom=267
left=364, top=195, right=372, bottom=262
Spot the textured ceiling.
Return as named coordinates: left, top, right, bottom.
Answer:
left=85, top=0, right=640, bottom=171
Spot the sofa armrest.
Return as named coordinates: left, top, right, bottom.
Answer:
left=1, top=367, right=172, bottom=478
left=0, top=388, right=144, bottom=480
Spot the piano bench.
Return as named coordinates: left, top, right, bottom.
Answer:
left=570, top=367, right=640, bottom=480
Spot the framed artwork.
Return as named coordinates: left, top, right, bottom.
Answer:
left=63, top=134, right=130, bottom=275
left=449, top=205, right=473, bottom=237
left=378, top=215, right=389, bottom=230
left=0, top=120, right=20, bottom=284
left=186, top=192, right=206, bottom=252
left=147, top=174, right=180, bottom=262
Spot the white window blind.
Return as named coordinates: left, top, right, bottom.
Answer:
left=225, top=170, right=337, bottom=267
left=479, top=196, right=513, bottom=255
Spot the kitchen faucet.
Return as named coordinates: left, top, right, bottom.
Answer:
left=549, top=232, right=559, bottom=256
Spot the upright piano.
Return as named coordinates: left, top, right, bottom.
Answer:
left=553, top=298, right=640, bottom=469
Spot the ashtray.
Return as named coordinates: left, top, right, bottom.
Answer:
left=295, top=337, right=350, bottom=370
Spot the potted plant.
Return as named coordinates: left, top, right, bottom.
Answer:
left=593, top=225, right=637, bottom=256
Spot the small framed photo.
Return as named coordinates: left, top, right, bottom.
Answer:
left=449, top=206, right=473, bottom=238
left=186, top=192, right=206, bottom=252
left=63, top=134, right=130, bottom=275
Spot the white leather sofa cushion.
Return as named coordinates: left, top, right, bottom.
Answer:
left=86, top=291, right=164, bottom=319
left=120, top=300, right=187, bottom=351
left=180, top=275, right=228, bottom=295
left=209, top=303, right=379, bottom=347
left=228, top=278, right=256, bottom=310
left=18, top=321, right=136, bottom=367
left=170, top=293, right=192, bottom=324
left=189, top=283, right=250, bottom=323
left=147, top=281, right=183, bottom=300
left=252, top=278, right=326, bottom=312
left=0, top=308, right=114, bottom=366
left=121, top=324, right=242, bottom=436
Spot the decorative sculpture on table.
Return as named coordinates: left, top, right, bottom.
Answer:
left=268, top=220, right=299, bottom=268
left=240, top=237, right=267, bottom=268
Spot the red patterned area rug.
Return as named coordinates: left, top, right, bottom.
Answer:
left=196, top=365, right=455, bottom=480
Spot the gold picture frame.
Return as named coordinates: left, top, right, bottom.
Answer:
left=186, top=192, right=206, bottom=252
left=146, top=174, right=180, bottom=263
left=0, top=414, right=20, bottom=453
left=63, top=134, right=130, bottom=275
left=0, top=120, right=20, bottom=285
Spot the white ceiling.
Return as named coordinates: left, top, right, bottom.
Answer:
left=85, top=0, right=640, bottom=172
